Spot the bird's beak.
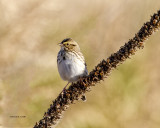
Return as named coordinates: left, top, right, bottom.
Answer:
left=58, top=43, right=63, bottom=46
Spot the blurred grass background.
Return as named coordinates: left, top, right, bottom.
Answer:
left=0, top=0, right=160, bottom=127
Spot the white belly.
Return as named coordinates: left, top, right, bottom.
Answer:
left=58, top=56, right=87, bottom=82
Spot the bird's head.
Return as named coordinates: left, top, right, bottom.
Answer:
left=59, top=38, right=80, bottom=51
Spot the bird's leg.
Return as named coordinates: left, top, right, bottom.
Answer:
left=63, top=82, right=70, bottom=90
left=60, top=82, right=70, bottom=94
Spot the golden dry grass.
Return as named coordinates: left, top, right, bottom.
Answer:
left=0, top=0, right=160, bottom=127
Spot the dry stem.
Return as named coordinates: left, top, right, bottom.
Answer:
left=34, top=10, right=160, bottom=128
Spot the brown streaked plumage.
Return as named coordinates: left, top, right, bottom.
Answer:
left=57, top=38, right=88, bottom=90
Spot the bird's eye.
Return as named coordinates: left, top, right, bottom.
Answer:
left=66, top=43, right=69, bottom=45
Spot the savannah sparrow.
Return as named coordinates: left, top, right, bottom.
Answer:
left=57, top=38, right=88, bottom=90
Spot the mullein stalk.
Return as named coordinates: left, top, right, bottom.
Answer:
left=34, top=10, right=160, bottom=128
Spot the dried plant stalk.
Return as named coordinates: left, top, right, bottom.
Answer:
left=34, top=10, right=160, bottom=128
